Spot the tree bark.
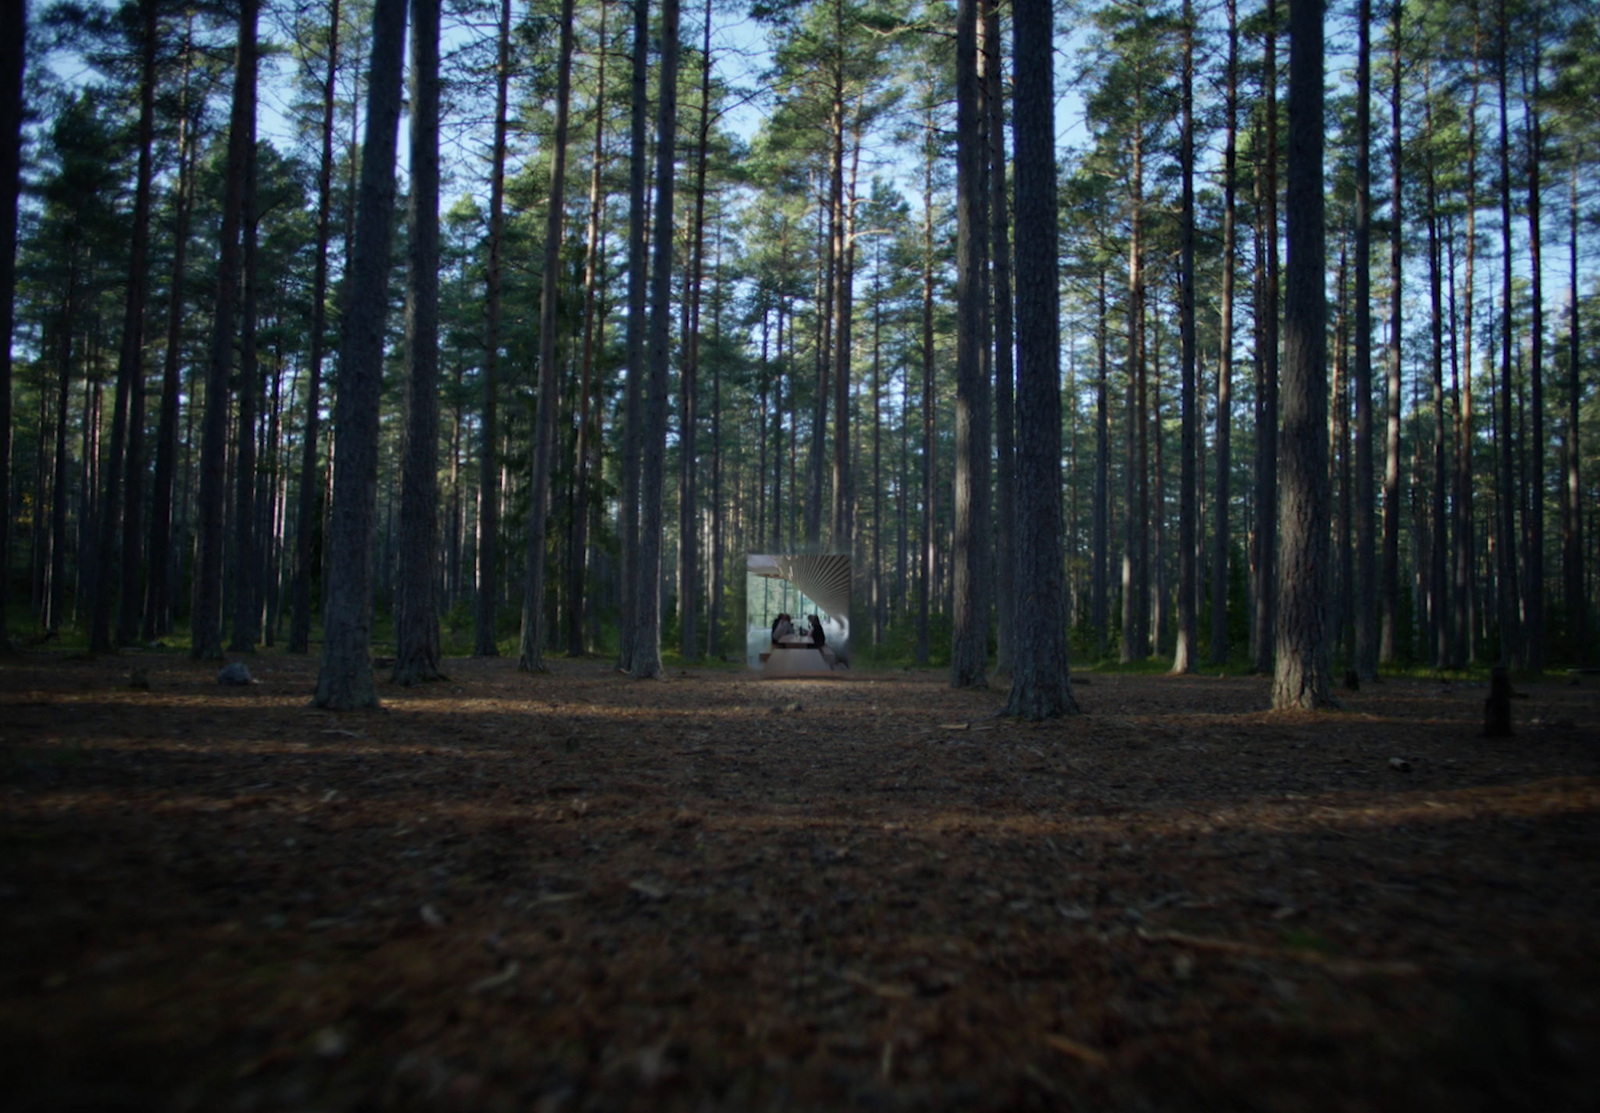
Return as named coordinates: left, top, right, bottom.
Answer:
left=229, top=117, right=260, bottom=652
left=1092, top=266, right=1109, bottom=659
left=312, top=0, right=406, bottom=709
left=705, top=224, right=725, bottom=658
left=630, top=0, right=679, bottom=680
left=474, top=0, right=511, bottom=657
left=1495, top=0, right=1520, bottom=666
left=678, top=0, right=714, bottom=661
left=114, top=0, right=160, bottom=648
left=393, top=0, right=443, bottom=685
left=88, top=0, right=157, bottom=653
left=618, top=0, right=650, bottom=672
left=521, top=0, right=577, bottom=672
left=1425, top=85, right=1449, bottom=669
left=144, top=20, right=196, bottom=642
left=1173, top=0, right=1198, bottom=675
left=1252, top=0, right=1280, bottom=676
left=1273, top=0, right=1331, bottom=710
left=570, top=0, right=610, bottom=658
left=1564, top=154, right=1585, bottom=663
left=0, top=0, right=20, bottom=650
left=1353, top=0, right=1377, bottom=680
left=290, top=0, right=342, bottom=655
left=1455, top=3, right=1481, bottom=668
left=985, top=0, right=1016, bottom=674
left=1522, top=20, right=1545, bottom=671
left=192, top=0, right=257, bottom=662
left=916, top=94, right=936, bottom=667
left=1380, top=0, right=1403, bottom=665
left=1210, top=0, right=1239, bottom=667
left=1122, top=105, right=1148, bottom=665
left=951, top=0, right=991, bottom=689
left=1005, top=0, right=1077, bottom=719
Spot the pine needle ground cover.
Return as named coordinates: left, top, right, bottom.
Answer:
left=2, top=654, right=1597, bottom=1111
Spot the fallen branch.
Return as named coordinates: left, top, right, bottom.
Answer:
left=1136, top=928, right=1422, bottom=977
left=1043, top=1033, right=1110, bottom=1070
left=842, top=970, right=913, bottom=1000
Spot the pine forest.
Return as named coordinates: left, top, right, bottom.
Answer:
left=2, top=0, right=1597, bottom=707
left=8, top=3, right=1600, bottom=1105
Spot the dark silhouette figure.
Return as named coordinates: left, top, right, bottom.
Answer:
left=1484, top=666, right=1514, bottom=737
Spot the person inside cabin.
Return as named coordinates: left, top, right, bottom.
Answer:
left=771, top=613, right=795, bottom=645
left=807, top=614, right=838, bottom=669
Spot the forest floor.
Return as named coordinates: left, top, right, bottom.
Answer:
left=1, top=649, right=1598, bottom=1112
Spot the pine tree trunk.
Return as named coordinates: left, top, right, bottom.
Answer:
left=1122, top=117, right=1148, bottom=665
left=1425, top=89, right=1448, bottom=670
left=916, top=97, right=936, bottom=667
left=263, top=344, right=284, bottom=645
left=1455, top=6, right=1481, bottom=669
left=870, top=258, right=883, bottom=644
left=630, top=0, right=679, bottom=679
left=144, top=21, right=196, bottom=641
left=229, top=126, right=261, bottom=653
left=474, top=0, right=510, bottom=659
left=114, top=0, right=159, bottom=648
left=1494, top=0, right=1520, bottom=666
left=312, top=0, right=406, bottom=709
left=1380, top=0, right=1403, bottom=665
left=47, top=272, right=76, bottom=633
left=1252, top=1, right=1280, bottom=676
left=1091, top=268, right=1109, bottom=659
left=0, top=0, right=20, bottom=649
left=1273, top=0, right=1330, bottom=710
left=805, top=194, right=829, bottom=550
left=88, top=0, right=157, bottom=654
left=519, top=0, right=575, bottom=672
left=984, top=0, right=1016, bottom=674
left=678, top=0, right=714, bottom=661
left=1173, top=0, right=1198, bottom=675
left=951, top=0, right=991, bottom=689
left=1353, top=0, right=1378, bottom=678
left=570, top=0, right=610, bottom=659
left=393, top=0, right=443, bottom=685
left=1334, top=248, right=1353, bottom=659
left=618, top=0, right=650, bottom=672
left=192, top=0, right=257, bottom=662
left=1522, top=25, right=1544, bottom=670
left=1564, top=156, right=1585, bottom=664
left=290, top=0, right=342, bottom=655
left=705, top=226, right=725, bottom=659
left=1005, top=0, right=1077, bottom=719
left=1210, top=0, right=1238, bottom=667
left=1151, top=326, right=1165, bottom=655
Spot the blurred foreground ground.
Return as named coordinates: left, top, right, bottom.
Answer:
left=2, top=651, right=1597, bottom=1111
